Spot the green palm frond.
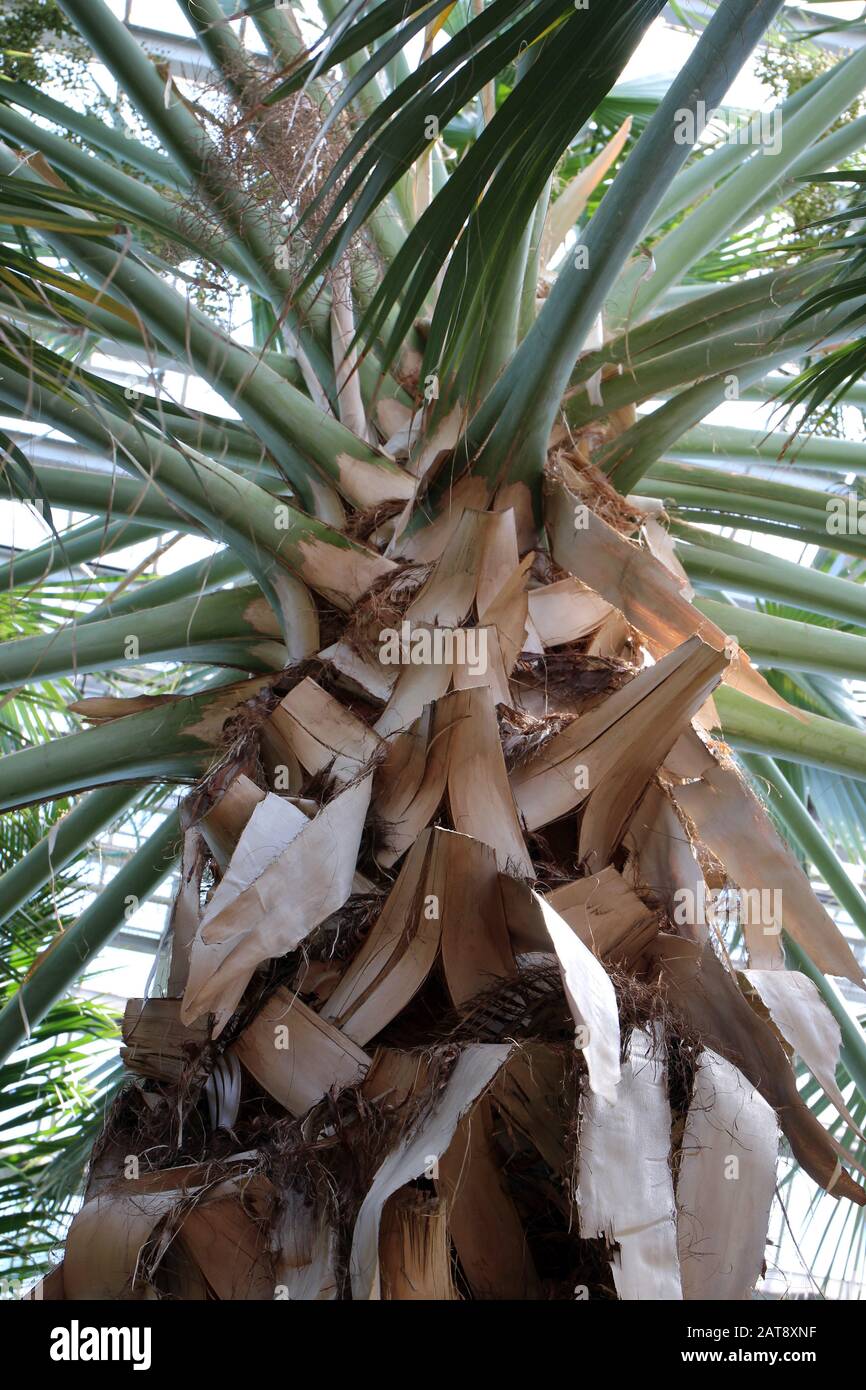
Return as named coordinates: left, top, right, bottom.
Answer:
left=286, top=0, right=667, bottom=385
left=0, top=794, right=128, bottom=1282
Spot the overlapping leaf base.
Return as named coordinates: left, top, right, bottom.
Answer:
left=47, top=467, right=866, bottom=1301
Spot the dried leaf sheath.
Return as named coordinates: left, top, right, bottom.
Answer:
left=49, top=487, right=865, bottom=1303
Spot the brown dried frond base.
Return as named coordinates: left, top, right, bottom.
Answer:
left=548, top=448, right=644, bottom=534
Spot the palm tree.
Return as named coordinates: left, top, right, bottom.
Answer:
left=3, top=0, right=866, bottom=1299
